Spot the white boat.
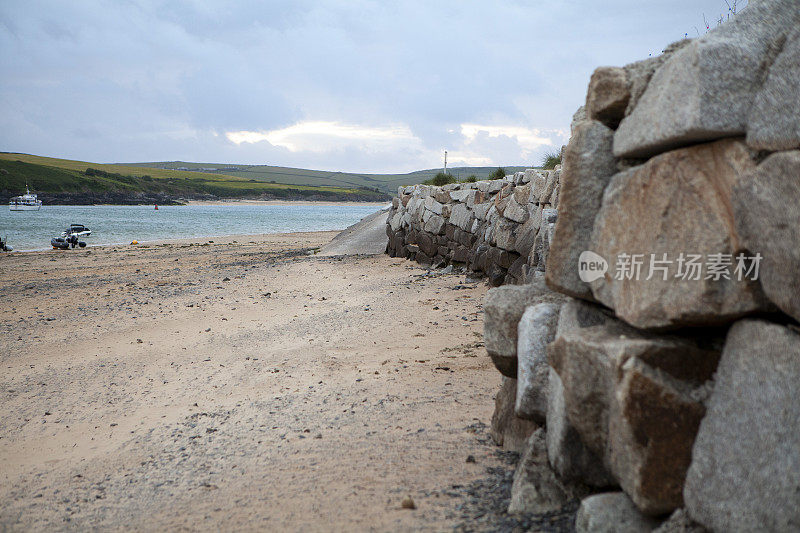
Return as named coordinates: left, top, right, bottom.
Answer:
left=9, top=185, right=42, bottom=211
left=60, top=224, right=92, bottom=237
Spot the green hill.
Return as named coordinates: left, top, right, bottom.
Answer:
left=0, top=153, right=391, bottom=204
left=127, top=161, right=530, bottom=194
left=0, top=152, right=532, bottom=204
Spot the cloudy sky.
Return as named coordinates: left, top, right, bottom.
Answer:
left=1, top=1, right=742, bottom=173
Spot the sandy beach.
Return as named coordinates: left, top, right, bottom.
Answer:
left=0, top=232, right=508, bottom=531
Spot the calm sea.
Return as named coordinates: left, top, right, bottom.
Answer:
left=0, top=204, right=386, bottom=251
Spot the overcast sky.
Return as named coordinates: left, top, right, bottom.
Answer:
left=0, top=1, right=743, bottom=173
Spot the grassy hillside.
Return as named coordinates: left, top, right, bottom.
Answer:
left=1, top=151, right=533, bottom=204
left=0, top=153, right=390, bottom=204
left=128, top=161, right=530, bottom=194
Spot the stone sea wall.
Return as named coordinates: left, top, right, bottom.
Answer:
left=385, top=168, right=561, bottom=286
left=390, top=1, right=800, bottom=530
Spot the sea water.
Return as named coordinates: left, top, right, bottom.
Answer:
left=0, top=204, right=386, bottom=251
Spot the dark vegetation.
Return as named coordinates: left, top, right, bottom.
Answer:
left=424, top=172, right=458, bottom=186
left=489, top=167, right=506, bottom=180
left=541, top=150, right=562, bottom=170
left=423, top=171, right=484, bottom=186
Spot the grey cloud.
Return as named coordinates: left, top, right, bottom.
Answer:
left=1, top=0, right=742, bottom=171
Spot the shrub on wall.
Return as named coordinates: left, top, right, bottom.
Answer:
left=425, top=172, right=457, bottom=186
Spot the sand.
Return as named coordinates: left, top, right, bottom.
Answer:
left=0, top=232, right=506, bottom=531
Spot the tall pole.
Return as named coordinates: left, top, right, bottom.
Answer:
left=444, top=150, right=448, bottom=175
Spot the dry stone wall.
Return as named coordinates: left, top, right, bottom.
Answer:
left=384, top=2, right=798, bottom=529
left=472, top=1, right=799, bottom=530
left=385, top=168, right=561, bottom=287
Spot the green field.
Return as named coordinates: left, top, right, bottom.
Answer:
left=127, top=161, right=530, bottom=194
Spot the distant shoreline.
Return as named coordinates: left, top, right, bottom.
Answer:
left=18, top=200, right=390, bottom=207
left=2, top=230, right=343, bottom=254
left=182, top=199, right=390, bottom=207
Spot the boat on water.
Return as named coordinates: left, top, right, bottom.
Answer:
left=9, top=185, right=42, bottom=211
left=53, top=224, right=91, bottom=249
left=60, top=224, right=92, bottom=237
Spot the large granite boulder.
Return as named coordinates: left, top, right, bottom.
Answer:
left=494, top=218, right=518, bottom=251
left=513, top=211, right=540, bottom=258
left=508, top=429, right=587, bottom=514
left=684, top=320, right=800, bottom=532
left=586, top=66, right=630, bottom=129
left=449, top=203, right=474, bottom=232
left=503, top=196, right=529, bottom=224
left=545, top=120, right=617, bottom=300
left=416, top=232, right=438, bottom=257
left=514, top=303, right=561, bottom=423
left=546, top=368, right=615, bottom=488
left=530, top=209, right=557, bottom=273
left=576, top=492, right=660, bottom=533
left=548, top=301, right=720, bottom=515
left=541, top=170, right=560, bottom=205
left=623, top=39, right=691, bottom=117
left=652, top=509, right=707, bottom=533
left=614, top=0, right=800, bottom=158
left=422, top=213, right=445, bottom=235
left=490, top=377, right=537, bottom=453
left=484, top=279, right=563, bottom=377
left=732, top=150, right=800, bottom=323
left=545, top=300, right=620, bottom=488
left=746, top=28, right=800, bottom=151
left=589, top=139, right=773, bottom=330
left=609, top=357, right=708, bottom=515
left=424, top=196, right=444, bottom=215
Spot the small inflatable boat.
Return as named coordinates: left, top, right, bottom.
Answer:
left=51, top=234, right=86, bottom=249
